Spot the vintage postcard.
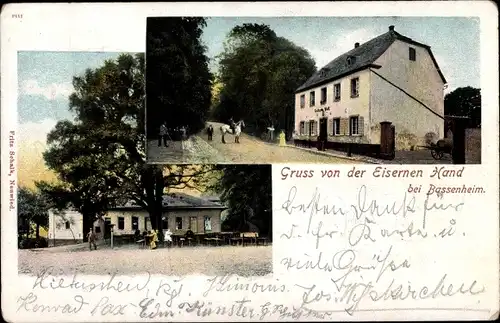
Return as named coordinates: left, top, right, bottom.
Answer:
left=1, top=1, right=499, bottom=322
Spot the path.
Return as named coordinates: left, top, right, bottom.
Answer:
left=147, top=121, right=359, bottom=164
left=147, top=135, right=226, bottom=164
left=18, top=245, right=272, bottom=277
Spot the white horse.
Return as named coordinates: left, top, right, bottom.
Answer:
left=220, top=120, right=245, bottom=144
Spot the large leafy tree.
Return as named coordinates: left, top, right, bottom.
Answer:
left=146, top=17, right=213, bottom=137
left=17, top=186, right=49, bottom=240
left=209, top=164, right=272, bottom=240
left=213, top=23, right=316, bottom=138
left=444, top=86, right=481, bottom=128
left=40, top=53, right=215, bottom=242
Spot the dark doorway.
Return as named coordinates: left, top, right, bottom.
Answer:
left=104, top=217, right=112, bottom=239
left=319, top=118, right=328, bottom=141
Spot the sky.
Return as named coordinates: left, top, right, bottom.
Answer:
left=17, top=16, right=479, bottom=188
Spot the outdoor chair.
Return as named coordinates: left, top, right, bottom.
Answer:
left=135, top=238, right=146, bottom=249
left=204, top=237, right=213, bottom=246
left=257, top=236, right=269, bottom=246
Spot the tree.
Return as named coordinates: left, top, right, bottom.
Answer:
left=146, top=17, right=213, bottom=138
left=18, top=186, right=49, bottom=240
left=208, top=165, right=272, bottom=240
left=212, top=23, right=316, bottom=138
left=444, top=86, right=481, bottom=128
left=41, top=54, right=216, bottom=242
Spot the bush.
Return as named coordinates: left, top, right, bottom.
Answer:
left=19, top=237, right=48, bottom=249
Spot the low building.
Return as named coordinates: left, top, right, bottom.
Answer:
left=294, top=25, right=447, bottom=150
left=48, top=193, right=227, bottom=246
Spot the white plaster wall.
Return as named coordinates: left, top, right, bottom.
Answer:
left=48, top=208, right=224, bottom=241
left=48, top=209, right=84, bottom=241
left=370, top=39, right=445, bottom=148
left=106, top=209, right=223, bottom=234
left=106, top=210, right=150, bottom=234
left=295, top=69, right=371, bottom=143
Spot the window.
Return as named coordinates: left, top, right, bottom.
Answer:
left=95, top=226, right=101, bottom=234
left=350, top=78, right=359, bottom=97
left=65, top=221, right=70, bottom=229
left=309, top=91, right=315, bottom=106
left=131, top=216, right=139, bottom=231
left=409, top=47, right=416, bottom=61
left=347, top=56, right=356, bottom=65
left=300, top=94, right=305, bottom=108
left=117, top=217, right=124, bottom=230
left=176, top=217, right=182, bottom=230
left=333, top=118, right=341, bottom=135
left=320, top=87, right=327, bottom=104
left=334, top=83, right=341, bottom=101
left=161, top=216, right=168, bottom=230
left=204, top=216, right=212, bottom=232
left=349, top=116, right=360, bottom=135
left=299, top=121, right=305, bottom=135
left=189, top=217, right=197, bottom=230
left=309, top=120, right=317, bottom=136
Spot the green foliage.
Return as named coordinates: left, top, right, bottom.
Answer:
left=40, top=54, right=146, bottom=236
left=209, top=165, right=272, bottom=239
left=444, top=86, right=481, bottom=128
left=146, top=17, right=213, bottom=137
left=17, top=186, right=50, bottom=239
left=212, top=23, right=316, bottom=138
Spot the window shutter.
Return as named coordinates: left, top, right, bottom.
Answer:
left=305, top=121, right=310, bottom=136
left=358, top=116, right=365, bottom=136
left=327, top=119, right=333, bottom=135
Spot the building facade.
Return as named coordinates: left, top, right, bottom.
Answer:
left=294, top=26, right=446, bottom=150
left=48, top=193, right=226, bottom=246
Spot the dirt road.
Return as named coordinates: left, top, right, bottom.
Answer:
left=189, top=122, right=357, bottom=164
left=18, top=245, right=272, bottom=277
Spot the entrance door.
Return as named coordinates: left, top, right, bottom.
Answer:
left=189, top=217, right=198, bottom=233
left=104, top=217, right=112, bottom=239
left=319, top=118, right=328, bottom=141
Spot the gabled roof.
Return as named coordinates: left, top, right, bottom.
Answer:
left=113, top=193, right=227, bottom=210
left=296, top=27, right=447, bottom=93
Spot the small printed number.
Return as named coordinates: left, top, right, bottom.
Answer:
left=12, top=14, right=23, bottom=19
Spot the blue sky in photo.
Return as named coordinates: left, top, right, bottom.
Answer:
left=18, top=17, right=479, bottom=125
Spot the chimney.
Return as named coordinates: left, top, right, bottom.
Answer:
left=354, top=42, right=360, bottom=48
left=389, top=25, right=395, bottom=31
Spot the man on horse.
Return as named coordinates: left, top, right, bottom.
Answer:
left=229, top=117, right=236, bottom=135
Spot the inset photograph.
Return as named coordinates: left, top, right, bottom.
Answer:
left=18, top=164, right=272, bottom=277
left=146, top=17, right=480, bottom=165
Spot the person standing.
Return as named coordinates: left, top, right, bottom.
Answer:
left=158, top=122, right=169, bottom=147
left=207, top=125, right=214, bottom=141
left=148, top=230, right=159, bottom=250
left=180, top=126, right=187, bottom=141
left=87, top=228, right=97, bottom=251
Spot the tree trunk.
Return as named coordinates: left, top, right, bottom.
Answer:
left=26, top=219, right=30, bottom=239
left=36, top=223, right=40, bottom=240
left=153, top=167, right=164, bottom=231
left=142, top=165, right=164, bottom=236
left=82, top=212, right=93, bottom=243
